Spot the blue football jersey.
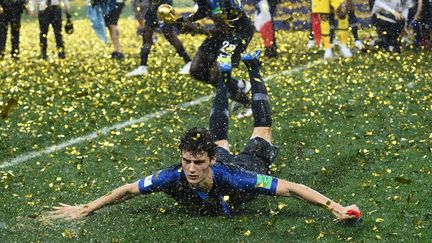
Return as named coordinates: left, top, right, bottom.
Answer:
left=138, top=161, right=278, bottom=216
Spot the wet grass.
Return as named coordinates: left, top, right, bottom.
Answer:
left=1, top=2, right=432, bottom=242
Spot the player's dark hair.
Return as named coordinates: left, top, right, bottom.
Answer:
left=179, top=127, right=217, bottom=158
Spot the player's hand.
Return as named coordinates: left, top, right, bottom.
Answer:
left=30, top=11, right=36, bottom=17
left=334, top=204, right=362, bottom=222
left=48, top=203, right=90, bottom=220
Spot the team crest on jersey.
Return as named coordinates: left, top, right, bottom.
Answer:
left=255, top=175, right=272, bottom=189
left=144, top=175, right=153, bottom=187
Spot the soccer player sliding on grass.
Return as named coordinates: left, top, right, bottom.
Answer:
left=50, top=51, right=362, bottom=222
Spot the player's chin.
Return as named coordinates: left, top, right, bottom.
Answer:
left=186, top=175, right=200, bottom=184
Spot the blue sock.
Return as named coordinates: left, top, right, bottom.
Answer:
left=210, top=77, right=229, bottom=141
left=248, top=68, right=272, bottom=127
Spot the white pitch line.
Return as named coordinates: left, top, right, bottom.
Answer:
left=0, top=60, right=323, bottom=169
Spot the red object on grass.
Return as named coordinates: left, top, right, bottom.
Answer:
left=311, top=13, right=321, bottom=47
left=346, top=209, right=362, bottom=219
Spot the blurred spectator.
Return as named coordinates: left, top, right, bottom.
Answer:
left=254, top=0, right=279, bottom=57
left=372, top=0, right=415, bottom=52
left=307, top=1, right=365, bottom=50
left=29, top=0, right=70, bottom=59
left=104, top=0, right=125, bottom=59
left=408, top=0, right=431, bottom=49
left=311, top=0, right=353, bottom=59
left=0, top=0, right=27, bottom=59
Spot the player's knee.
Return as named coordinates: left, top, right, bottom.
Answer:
left=189, top=62, right=205, bottom=80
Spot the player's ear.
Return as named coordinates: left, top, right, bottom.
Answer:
left=210, top=156, right=216, bottom=165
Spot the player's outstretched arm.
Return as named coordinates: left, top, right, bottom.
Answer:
left=276, top=180, right=361, bottom=221
left=49, top=181, right=141, bottom=220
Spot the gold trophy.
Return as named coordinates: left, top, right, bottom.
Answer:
left=157, top=4, right=177, bottom=23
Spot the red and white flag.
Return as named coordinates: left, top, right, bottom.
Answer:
left=254, top=0, right=274, bottom=47
left=311, top=13, right=321, bottom=47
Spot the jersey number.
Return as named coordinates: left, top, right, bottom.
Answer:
left=220, top=41, right=236, bottom=56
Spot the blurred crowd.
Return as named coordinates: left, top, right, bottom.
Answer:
left=0, top=0, right=430, bottom=62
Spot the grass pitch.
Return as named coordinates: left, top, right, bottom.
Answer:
left=1, top=2, right=432, bottom=242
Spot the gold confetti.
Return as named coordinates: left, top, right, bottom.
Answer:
left=375, top=218, right=384, bottom=223
left=305, top=219, right=316, bottom=224
left=316, top=231, right=325, bottom=240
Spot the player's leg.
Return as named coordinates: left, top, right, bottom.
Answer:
left=307, top=0, right=316, bottom=49
left=333, top=0, right=352, bottom=57
left=335, top=16, right=352, bottom=57
left=127, top=7, right=161, bottom=77
left=134, top=0, right=148, bottom=36
left=10, top=7, right=22, bottom=58
left=224, top=25, right=254, bottom=115
left=329, top=12, right=335, bottom=44
left=229, top=50, right=279, bottom=174
left=420, top=0, right=432, bottom=48
left=373, top=17, right=389, bottom=50
left=312, top=0, right=332, bottom=58
left=189, top=47, right=214, bottom=83
left=140, top=26, right=155, bottom=66
left=242, top=50, right=272, bottom=143
left=51, top=6, right=65, bottom=58
left=189, top=39, right=251, bottom=106
left=105, top=3, right=125, bottom=58
left=320, top=14, right=332, bottom=58
left=0, top=10, right=8, bottom=59
left=126, top=25, right=153, bottom=77
left=230, top=14, right=254, bottom=69
left=38, top=9, right=49, bottom=59
left=265, top=0, right=279, bottom=57
left=209, top=58, right=231, bottom=150
left=348, top=9, right=363, bottom=49
left=388, top=20, right=404, bottom=52
left=212, top=60, right=251, bottom=107
left=161, top=24, right=192, bottom=73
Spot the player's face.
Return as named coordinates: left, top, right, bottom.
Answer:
left=181, top=150, right=215, bottom=186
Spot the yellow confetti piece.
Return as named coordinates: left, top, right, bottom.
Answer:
left=376, top=218, right=384, bottom=223
left=62, top=229, right=74, bottom=239
left=277, top=202, right=286, bottom=210
left=316, top=231, right=324, bottom=240
left=305, top=219, right=316, bottom=224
